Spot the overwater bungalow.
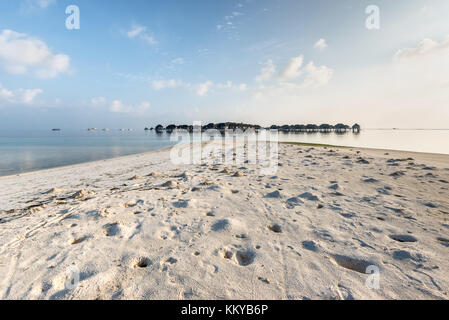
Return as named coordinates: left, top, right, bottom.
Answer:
left=334, top=123, right=349, bottom=133
left=319, top=124, right=333, bottom=133
left=203, top=123, right=216, bottom=131
left=217, top=123, right=228, bottom=131
left=155, top=125, right=164, bottom=133
left=177, top=125, right=189, bottom=131
left=305, top=124, right=319, bottom=133
left=352, top=123, right=361, bottom=133
left=166, top=124, right=176, bottom=133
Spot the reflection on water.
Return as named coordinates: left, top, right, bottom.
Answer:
left=277, top=129, right=449, bottom=155
left=0, top=129, right=448, bottom=176
left=0, top=130, right=176, bottom=176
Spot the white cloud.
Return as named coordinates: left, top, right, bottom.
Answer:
left=127, top=25, right=146, bottom=38
left=150, top=78, right=246, bottom=96
left=314, top=38, right=328, bottom=50
left=395, top=37, right=449, bottom=60
left=216, top=81, right=233, bottom=89
left=21, top=0, right=56, bottom=12
left=90, top=97, right=106, bottom=107
left=215, top=81, right=247, bottom=91
left=279, top=55, right=304, bottom=80
left=251, top=54, right=333, bottom=103
left=196, top=81, right=213, bottom=96
left=217, top=10, right=243, bottom=39
left=171, top=58, right=184, bottom=65
left=198, top=48, right=210, bottom=57
left=255, top=59, right=276, bottom=83
left=110, top=100, right=150, bottom=113
left=22, top=88, right=43, bottom=103
left=239, top=83, right=247, bottom=91
left=0, top=29, right=70, bottom=78
left=255, top=54, right=332, bottom=88
left=225, top=12, right=243, bottom=21
left=302, top=62, right=333, bottom=88
left=140, top=34, right=157, bottom=45
left=0, top=83, right=43, bottom=105
left=152, top=79, right=184, bottom=90
left=126, top=24, right=157, bottom=45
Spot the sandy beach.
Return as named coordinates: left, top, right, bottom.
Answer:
left=1, top=142, right=448, bottom=300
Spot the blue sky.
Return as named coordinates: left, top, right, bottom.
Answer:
left=1, top=0, right=449, bottom=129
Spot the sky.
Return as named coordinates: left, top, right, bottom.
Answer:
left=0, top=0, right=448, bottom=129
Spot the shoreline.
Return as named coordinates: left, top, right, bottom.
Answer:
left=2, top=141, right=449, bottom=180
left=0, top=145, right=175, bottom=180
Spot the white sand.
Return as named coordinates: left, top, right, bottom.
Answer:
left=1, top=142, right=449, bottom=300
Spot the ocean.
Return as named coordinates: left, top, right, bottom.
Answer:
left=1, top=129, right=448, bottom=176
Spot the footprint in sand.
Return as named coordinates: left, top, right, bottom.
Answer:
left=390, top=171, right=406, bottom=178
left=330, top=254, right=376, bottom=274
left=264, top=190, right=282, bottom=199
left=340, top=213, right=356, bottom=219
left=356, top=157, right=370, bottom=164
left=362, top=178, right=379, bottom=183
left=286, top=197, right=304, bottom=209
left=131, top=256, right=152, bottom=269
left=267, top=224, right=282, bottom=233
left=221, top=249, right=234, bottom=260
left=156, top=226, right=179, bottom=240
left=211, top=219, right=231, bottom=232
left=122, top=200, right=144, bottom=208
left=302, top=240, right=320, bottom=252
left=165, top=257, right=178, bottom=265
left=173, top=199, right=199, bottom=209
left=384, top=206, right=404, bottom=214
left=389, top=234, right=417, bottom=243
left=377, top=187, right=391, bottom=195
left=328, top=183, right=340, bottom=190
left=298, top=192, right=319, bottom=201
left=235, top=250, right=256, bottom=266
left=437, top=237, right=449, bottom=247
left=392, top=250, right=425, bottom=263
left=102, top=222, right=122, bottom=237
left=161, top=180, right=178, bottom=189
left=71, top=189, right=95, bottom=201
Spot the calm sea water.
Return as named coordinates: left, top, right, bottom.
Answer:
left=0, top=129, right=448, bottom=176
